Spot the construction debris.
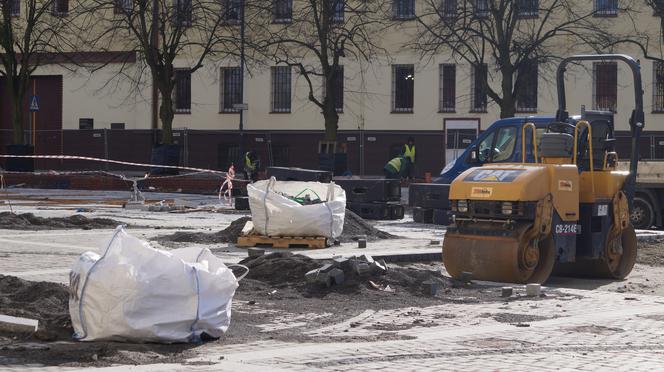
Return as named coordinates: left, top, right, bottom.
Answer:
left=0, top=275, right=72, bottom=341
left=0, top=212, right=122, bottom=230
left=159, top=210, right=396, bottom=246
left=501, top=287, right=514, bottom=297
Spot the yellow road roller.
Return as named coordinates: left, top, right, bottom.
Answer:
left=443, top=54, right=644, bottom=284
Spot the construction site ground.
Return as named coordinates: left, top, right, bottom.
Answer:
left=2, top=188, right=664, bottom=371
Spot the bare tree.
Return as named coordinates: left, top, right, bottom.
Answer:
left=0, top=0, right=71, bottom=145
left=256, top=0, right=389, bottom=141
left=413, top=0, right=637, bottom=118
left=76, top=0, right=247, bottom=145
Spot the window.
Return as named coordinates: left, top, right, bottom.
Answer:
left=516, top=60, right=538, bottom=112
left=332, top=0, right=344, bottom=23
left=439, top=64, right=456, bottom=112
left=441, top=0, right=456, bottom=18
left=52, top=0, right=68, bottom=15
left=392, top=64, right=414, bottom=113
left=393, top=0, right=415, bottom=20
left=79, top=118, right=94, bottom=130
left=475, top=0, right=489, bottom=18
left=10, top=0, right=19, bottom=17
left=223, top=0, right=243, bottom=22
left=516, top=0, right=538, bottom=18
left=593, top=62, right=617, bottom=112
left=323, top=66, right=344, bottom=112
left=471, top=63, right=488, bottom=112
left=174, top=0, right=192, bottom=26
left=114, top=0, right=131, bottom=14
left=175, top=69, right=192, bottom=113
left=271, top=66, right=292, bottom=113
left=477, top=127, right=516, bottom=162
left=272, top=0, right=292, bottom=23
left=220, top=67, right=242, bottom=113
left=653, top=61, right=664, bottom=113
left=594, top=0, right=618, bottom=16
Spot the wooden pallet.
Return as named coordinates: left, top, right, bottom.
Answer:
left=236, top=235, right=328, bottom=249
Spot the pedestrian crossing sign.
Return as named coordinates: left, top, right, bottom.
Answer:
left=29, top=96, right=39, bottom=112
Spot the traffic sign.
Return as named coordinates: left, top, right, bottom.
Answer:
left=29, top=96, right=39, bottom=112
left=232, top=103, right=248, bottom=110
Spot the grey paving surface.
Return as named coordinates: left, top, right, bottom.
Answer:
left=3, top=188, right=664, bottom=371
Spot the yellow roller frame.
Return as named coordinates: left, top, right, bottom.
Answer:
left=573, top=120, right=595, bottom=196
left=521, top=122, right=539, bottom=164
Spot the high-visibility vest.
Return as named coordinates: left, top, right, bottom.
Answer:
left=404, top=144, right=415, bottom=163
left=387, top=157, right=402, bottom=172
left=245, top=152, right=256, bottom=171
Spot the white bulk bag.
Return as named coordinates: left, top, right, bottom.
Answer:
left=69, top=227, right=241, bottom=343
left=247, top=177, right=346, bottom=238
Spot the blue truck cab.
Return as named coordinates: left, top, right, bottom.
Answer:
left=435, top=116, right=554, bottom=184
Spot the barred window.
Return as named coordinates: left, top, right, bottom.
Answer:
left=439, top=64, right=456, bottom=112
left=392, top=64, right=414, bottom=113
left=223, top=0, right=243, bottom=22
left=114, top=0, right=131, bottom=14
left=594, top=0, right=618, bottom=16
left=516, top=0, right=538, bottom=18
left=272, top=0, right=292, bottom=23
left=323, top=66, right=344, bottom=112
left=653, top=61, right=664, bottom=113
left=332, top=0, right=344, bottom=23
left=593, top=62, right=617, bottom=112
left=175, top=69, right=192, bottom=114
left=471, top=63, right=488, bottom=112
left=475, top=0, right=489, bottom=18
left=271, top=66, right=292, bottom=113
left=441, top=0, right=456, bottom=18
left=52, top=0, right=68, bottom=15
left=393, top=0, right=415, bottom=20
left=516, top=60, right=538, bottom=112
left=174, top=0, right=192, bottom=26
left=10, top=0, right=19, bottom=17
left=220, top=67, right=242, bottom=113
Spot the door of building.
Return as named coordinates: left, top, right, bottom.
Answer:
left=444, top=119, right=480, bottom=164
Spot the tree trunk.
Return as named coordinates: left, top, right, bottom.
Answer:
left=6, top=77, right=25, bottom=145
left=323, top=109, right=339, bottom=141
left=499, top=65, right=516, bottom=119
left=159, top=88, right=175, bottom=145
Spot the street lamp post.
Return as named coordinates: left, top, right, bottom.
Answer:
left=238, top=0, right=246, bottom=175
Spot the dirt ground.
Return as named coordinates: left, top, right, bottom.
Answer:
left=0, top=255, right=560, bottom=367
left=158, top=210, right=397, bottom=246
left=636, top=239, right=664, bottom=267
left=0, top=212, right=122, bottom=230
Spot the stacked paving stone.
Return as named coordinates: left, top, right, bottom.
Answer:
left=305, top=254, right=388, bottom=287
left=335, top=179, right=404, bottom=220
left=409, top=183, right=451, bottom=225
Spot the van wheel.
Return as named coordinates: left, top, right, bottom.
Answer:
left=630, top=196, right=655, bottom=230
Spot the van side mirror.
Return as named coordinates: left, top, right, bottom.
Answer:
left=468, top=146, right=479, bottom=163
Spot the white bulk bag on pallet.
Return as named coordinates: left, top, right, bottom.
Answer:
left=247, top=177, right=346, bottom=238
left=69, top=227, right=241, bottom=342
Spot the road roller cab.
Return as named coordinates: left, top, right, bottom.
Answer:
left=443, top=54, right=645, bottom=284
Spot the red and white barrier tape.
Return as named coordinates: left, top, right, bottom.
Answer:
left=0, top=154, right=228, bottom=176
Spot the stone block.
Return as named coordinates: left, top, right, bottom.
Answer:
left=0, top=314, right=38, bottom=334
left=329, top=268, right=345, bottom=285
left=526, top=283, right=541, bottom=297
left=247, top=248, right=265, bottom=258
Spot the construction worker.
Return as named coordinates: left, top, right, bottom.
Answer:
left=403, top=137, right=416, bottom=180
left=244, top=150, right=259, bottom=182
left=383, top=155, right=411, bottom=180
